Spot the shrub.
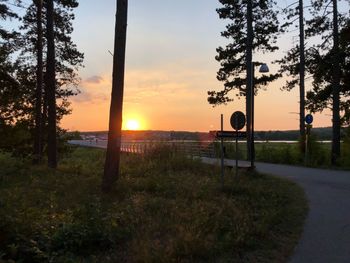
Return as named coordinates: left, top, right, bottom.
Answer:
left=306, top=134, right=328, bottom=167
left=341, top=126, right=350, bottom=167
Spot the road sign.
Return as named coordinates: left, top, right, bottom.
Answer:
left=230, top=111, right=246, bottom=130
left=305, top=114, right=313, bottom=124
left=213, top=130, right=247, bottom=139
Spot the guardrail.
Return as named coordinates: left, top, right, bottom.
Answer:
left=120, top=141, right=215, bottom=158
left=69, top=140, right=216, bottom=157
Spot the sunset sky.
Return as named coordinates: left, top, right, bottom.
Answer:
left=60, top=0, right=334, bottom=132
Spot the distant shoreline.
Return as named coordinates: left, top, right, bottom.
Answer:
left=68, top=127, right=346, bottom=141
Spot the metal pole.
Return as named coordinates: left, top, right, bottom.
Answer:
left=305, top=133, right=308, bottom=165
left=305, top=125, right=309, bottom=165
left=246, top=0, right=253, bottom=162
left=235, top=129, right=239, bottom=177
left=220, top=114, right=224, bottom=186
left=299, top=0, right=306, bottom=152
left=251, top=64, right=255, bottom=168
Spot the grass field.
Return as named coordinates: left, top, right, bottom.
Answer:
left=0, top=146, right=307, bottom=262
left=219, top=140, right=350, bottom=169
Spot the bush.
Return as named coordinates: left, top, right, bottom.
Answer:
left=341, top=126, right=350, bottom=167
left=0, top=121, right=32, bottom=157
left=51, top=202, right=130, bottom=255
left=256, top=143, right=300, bottom=165
left=306, top=134, right=329, bottom=167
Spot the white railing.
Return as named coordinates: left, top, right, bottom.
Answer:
left=120, top=141, right=215, bottom=157
left=69, top=140, right=216, bottom=157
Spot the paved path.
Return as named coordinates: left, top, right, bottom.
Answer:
left=202, top=157, right=350, bottom=263
left=70, top=141, right=350, bottom=262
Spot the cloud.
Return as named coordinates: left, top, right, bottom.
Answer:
left=122, top=63, right=216, bottom=106
left=72, top=90, right=108, bottom=104
left=70, top=73, right=112, bottom=104
left=85, top=75, right=104, bottom=84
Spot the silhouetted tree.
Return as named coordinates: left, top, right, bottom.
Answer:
left=46, top=0, right=56, bottom=168
left=0, top=0, right=22, bottom=124
left=276, top=0, right=307, bottom=151
left=103, top=0, right=128, bottom=193
left=33, top=0, right=43, bottom=164
left=0, top=0, right=82, bottom=157
left=304, top=0, right=349, bottom=164
left=306, top=22, right=350, bottom=117
left=19, top=0, right=83, bottom=161
left=209, top=0, right=280, bottom=159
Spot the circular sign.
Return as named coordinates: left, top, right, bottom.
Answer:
left=305, top=114, right=313, bottom=124
left=230, top=111, right=246, bottom=131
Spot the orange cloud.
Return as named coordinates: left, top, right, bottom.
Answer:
left=61, top=61, right=332, bottom=132
left=85, top=75, right=104, bottom=84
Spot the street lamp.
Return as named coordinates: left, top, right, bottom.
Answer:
left=250, top=63, right=269, bottom=168
left=259, top=63, right=269, bottom=73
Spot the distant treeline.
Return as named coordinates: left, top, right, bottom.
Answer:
left=77, top=127, right=346, bottom=141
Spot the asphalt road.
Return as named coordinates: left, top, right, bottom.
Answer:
left=256, top=162, right=350, bottom=263
left=202, top=157, right=350, bottom=263
left=69, top=141, right=350, bottom=262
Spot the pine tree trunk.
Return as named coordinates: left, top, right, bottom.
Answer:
left=246, top=0, right=253, bottom=162
left=299, top=0, right=306, bottom=152
left=46, top=0, right=57, bottom=168
left=41, top=90, right=47, bottom=155
left=331, top=0, right=341, bottom=165
left=102, top=0, right=128, bottom=192
left=33, top=0, right=43, bottom=164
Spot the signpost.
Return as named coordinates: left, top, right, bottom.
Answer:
left=213, top=112, right=246, bottom=185
left=230, top=111, right=246, bottom=131
left=220, top=114, right=224, bottom=187
left=305, top=114, right=313, bottom=125
left=231, top=111, right=246, bottom=177
left=215, top=131, right=246, bottom=138
left=305, top=114, right=313, bottom=165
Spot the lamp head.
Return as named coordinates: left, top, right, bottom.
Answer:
left=259, top=63, right=269, bottom=73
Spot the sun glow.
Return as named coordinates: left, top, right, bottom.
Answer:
left=125, top=119, right=140, bottom=130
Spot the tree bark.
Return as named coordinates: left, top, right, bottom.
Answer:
left=331, top=0, right=341, bottom=165
left=299, top=0, right=306, bottom=152
left=246, top=0, right=253, bottom=162
left=102, top=0, right=128, bottom=192
left=33, top=0, right=43, bottom=164
left=46, top=0, right=57, bottom=168
left=41, top=89, right=47, bottom=155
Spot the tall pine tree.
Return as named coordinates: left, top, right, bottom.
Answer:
left=0, top=0, right=21, bottom=124
left=46, top=0, right=56, bottom=168
left=208, top=0, right=280, bottom=159
left=33, top=0, right=43, bottom=164
left=304, top=0, right=349, bottom=164
left=103, top=0, right=128, bottom=193
left=276, top=0, right=307, bottom=151
left=0, top=0, right=82, bottom=157
left=19, top=0, right=83, bottom=164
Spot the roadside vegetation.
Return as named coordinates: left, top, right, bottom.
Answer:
left=220, top=127, right=350, bottom=169
left=0, top=146, right=307, bottom=262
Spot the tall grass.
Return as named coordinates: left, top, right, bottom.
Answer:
left=216, top=136, right=350, bottom=169
left=0, top=146, right=307, bottom=262
left=341, top=127, right=350, bottom=167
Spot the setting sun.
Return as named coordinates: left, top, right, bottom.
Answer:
left=125, top=119, right=140, bottom=130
